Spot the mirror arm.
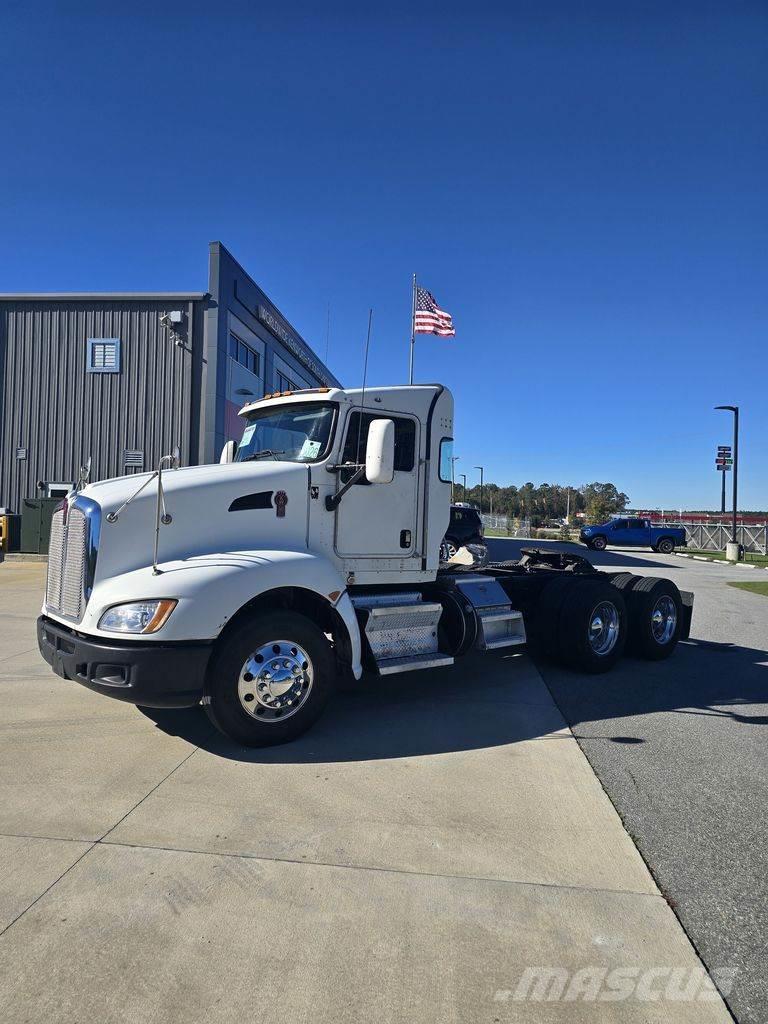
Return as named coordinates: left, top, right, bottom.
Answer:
left=325, top=465, right=366, bottom=511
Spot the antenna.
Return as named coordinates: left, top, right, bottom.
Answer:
left=355, top=308, right=373, bottom=462
left=324, top=302, right=331, bottom=364
left=324, top=309, right=374, bottom=513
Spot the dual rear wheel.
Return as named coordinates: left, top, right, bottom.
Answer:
left=536, top=574, right=683, bottom=672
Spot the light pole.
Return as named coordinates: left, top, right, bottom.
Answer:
left=715, top=405, right=740, bottom=550
left=451, top=456, right=460, bottom=502
left=474, top=466, right=484, bottom=513
left=459, top=473, right=467, bottom=502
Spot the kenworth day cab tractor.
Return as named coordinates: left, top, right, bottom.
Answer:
left=38, top=385, right=693, bottom=747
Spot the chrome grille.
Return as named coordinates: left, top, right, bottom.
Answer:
left=45, top=502, right=94, bottom=621
left=46, top=511, right=65, bottom=610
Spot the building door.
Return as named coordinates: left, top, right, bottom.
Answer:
left=334, top=410, right=420, bottom=559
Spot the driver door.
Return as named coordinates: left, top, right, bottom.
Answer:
left=334, top=410, right=420, bottom=559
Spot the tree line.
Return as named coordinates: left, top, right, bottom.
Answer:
left=456, top=481, right=629, bottom=527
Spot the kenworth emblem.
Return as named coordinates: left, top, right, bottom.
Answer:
left=274, top=491, right=288, bottom=518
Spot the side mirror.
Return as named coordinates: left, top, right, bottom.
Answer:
left=220, top=440, right=238, bottom=465
left=365, top=419, right=395, bottom=484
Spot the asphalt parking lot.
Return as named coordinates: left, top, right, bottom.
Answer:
left=0, top=554, right=749, bottom=1023
left=488, top=537, right=768, bottom=1024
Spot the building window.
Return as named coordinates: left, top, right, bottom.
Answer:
left=87, top=338, right=121, bottom=373
left=276, top=370, right=297, bottom=392
left=229, top=333, right=261, bottom=376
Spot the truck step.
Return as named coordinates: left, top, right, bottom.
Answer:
left=452, top=576, right=528, bottom=651
left=351, top=594, right=451, bottom=672
left=475, top=608, right=526, bottom=650
left=376, top=652, right=455, bottom=675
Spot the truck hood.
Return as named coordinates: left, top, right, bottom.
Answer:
left=79, top=460, right=310, bottom=583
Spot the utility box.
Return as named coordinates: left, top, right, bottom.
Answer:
left=0, top=514, right=22, bottom=552
left=20, top=498, right=61, bottom=554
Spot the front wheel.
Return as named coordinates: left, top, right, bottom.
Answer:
left=205, top=611, right=334, bottom=746
left=590, top=535, right=607, bottom=551
left=440, top=539, right=458, bottom=561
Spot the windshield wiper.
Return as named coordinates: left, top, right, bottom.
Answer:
left=242, top=449, right=286, bottom=462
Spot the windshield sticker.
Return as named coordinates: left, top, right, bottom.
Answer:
left=300, top=438, right=322, bottom=459
left=241, top=424, right=256, bottom=446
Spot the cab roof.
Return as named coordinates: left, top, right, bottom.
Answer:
left=238, top=384, right=444, bottom=418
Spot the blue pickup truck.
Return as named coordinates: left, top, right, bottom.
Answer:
left=580, top=517, right=687, bottom=554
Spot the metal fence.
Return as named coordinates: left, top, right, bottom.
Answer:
left=677, top=522, right=768, bottom=555
left=481, top=514, right=531, bottom=539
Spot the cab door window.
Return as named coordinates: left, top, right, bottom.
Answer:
left=341, top=412, right=416, bottom=480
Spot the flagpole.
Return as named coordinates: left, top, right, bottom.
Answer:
left=408, top=272, right=417, bottom=385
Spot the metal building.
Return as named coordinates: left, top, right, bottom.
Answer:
left=0, top=242, right=340, bottom=516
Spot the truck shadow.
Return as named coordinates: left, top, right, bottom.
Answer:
left=138, top=638, right=768, bottom=763
left=538, top=637, right=768, bottom=735
left=486, top=536, right=681, bottom=570
left=138, top=652, right=566, bottom=762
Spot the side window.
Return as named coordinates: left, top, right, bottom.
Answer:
left=439, top=438, right=454, bottom=482
left=612, top=520, right=627, bottom=530
left=343, top=412, right=415, bottom=472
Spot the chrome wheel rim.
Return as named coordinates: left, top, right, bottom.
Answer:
left=651, top=596, right=677, bottom=644
left=441, top=541, right=457, bottom=561
left=237, top=641, right=313, bottom=722
left=588, top=601, right=620, bottom=656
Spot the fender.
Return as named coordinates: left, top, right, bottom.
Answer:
left=53, top=549, right=363, bottom=679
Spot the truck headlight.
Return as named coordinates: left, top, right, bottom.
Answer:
left=98, top=599, right=177, bottom=634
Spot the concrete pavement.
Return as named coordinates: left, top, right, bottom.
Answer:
left=489, top=537, right=768, bottom=1024
left=0, top=561, right=733, bottom=1022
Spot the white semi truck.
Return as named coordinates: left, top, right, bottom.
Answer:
left=38, top=384, right=692, bottom=746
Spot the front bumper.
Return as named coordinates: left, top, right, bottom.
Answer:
left=37, top=615, right=212, bottom=708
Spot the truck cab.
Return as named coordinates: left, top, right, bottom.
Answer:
left=38, top=383, right=693, bottom=747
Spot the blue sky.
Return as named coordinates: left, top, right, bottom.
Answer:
left=2, top=1, right=766, bottom=509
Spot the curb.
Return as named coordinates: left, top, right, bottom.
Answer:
left=672, top=551, right=768, bottom=571
left=0, top=553, right=48, bottom=563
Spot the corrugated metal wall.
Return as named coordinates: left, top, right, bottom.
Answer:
left=0, top=298, right=204, bottom=512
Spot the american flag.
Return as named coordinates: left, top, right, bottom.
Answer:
left=414, top=285, right=455, bottom=337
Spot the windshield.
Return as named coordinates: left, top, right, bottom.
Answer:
left=235, top=402, right=336, bottom=463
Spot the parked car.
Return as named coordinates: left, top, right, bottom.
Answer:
left=580, top=517, right=687, bottom=554
left=441, top=504, right=486, bottom=561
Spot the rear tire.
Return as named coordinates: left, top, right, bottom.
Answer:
left=557, top=579, right=627, bottom=673
left=205, top=611, right=335, bottom=746
left=605, top=572, right=641, bottom=593
left=656, top=537, right=675, bottom=555
left=625, top=577, right=682, bottom=660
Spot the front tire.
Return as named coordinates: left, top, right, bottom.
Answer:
left=205, top=611, right=335, bottom=746
left=440, top=539, right=458, bottom=561
left=590, top=535, right=607, bottom=551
